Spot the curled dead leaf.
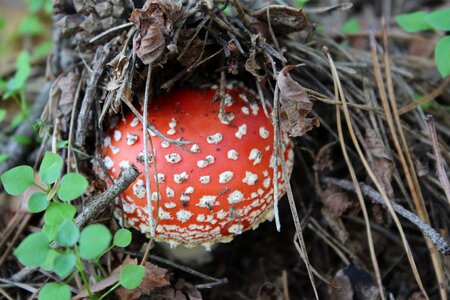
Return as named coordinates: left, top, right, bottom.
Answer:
left=245, top=34, right=264, bottom=81
left=115, top=257, right=170, bottom=300
left=365, top=129, right=394, bottom=199
left=277, top=66, right=319, bottom=137
left=320, top=183, right=355, bottom=218
left=57, top=72, right=80, bottom=118
left=152, top=279, right=202, bottom=300
left=130, top=0, right=184, bottom=64
left=249, top=5, right=308, bottom=33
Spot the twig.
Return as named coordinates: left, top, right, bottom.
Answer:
left=120, top=250, right=228, bottom=289
left=89, top=22, right=134, bottom=44
left=206, top=8, right=245, bottom=40
left=67, top=71, right=84, bottom=171
left=75, top=165, right=139, bottom=227
left=323, top=177, right=450, bottom=255
left=121, top=97, right=194, bottom=152
left=0, top=278, right=38, bottom=294
left=142, top=66, right=155, bottom=237
left=426, top=115, right=450, bottom=205
left=273, top=80, right=320, bottom=299
left=75, top=45, right=111, bottom=149
left=0, top=287, right=14, bottom=300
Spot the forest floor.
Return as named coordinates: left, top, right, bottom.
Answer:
left=1, top=0, right=450, bottom=299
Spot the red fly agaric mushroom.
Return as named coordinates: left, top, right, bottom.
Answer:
left=103, top=85, right=294, bottom=248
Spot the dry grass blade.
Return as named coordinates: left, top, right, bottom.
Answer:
left=273, top=84, right=319, bottom=300
left=331, top=51, right=385, bottom=299
left=426, top=115, right=450, bottom=205
left=380, top=20, right=446, bottom=299
left=0, top=214, right=32, bottom=269
left=0, top=278, right=38, bottom=294
left=142, top=66, right=155, bottom=238
left=324, top=47, right=429, bottom=299
left=307, top=220, right=351, bottom=265
left=398, top=77, right=450, bottom=115
left=0, top=287, right=14, bottom=300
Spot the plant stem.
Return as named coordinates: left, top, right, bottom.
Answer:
left=75, top=249, right=93, bottom=298
left=94, top=260, right=108, bottom=278
left=98, top=282, right=120, bottom=300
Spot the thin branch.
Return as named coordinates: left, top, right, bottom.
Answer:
left=75, top=166, right=140, bottom=227
left=120, top=249, right=228, bottom=289
left=142, top=66, right=155, bottom=237
left=323, top=177, right=450, bottom=255
left=75, top=45, right=111, bottom=149
left=89, top=22, right=134, bottom=44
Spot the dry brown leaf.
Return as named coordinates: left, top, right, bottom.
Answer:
left=133, top=278, right=203, bottom=300
left=245, top=34, right=264, bottom=81
left=249, top=5, right=308, bottom=33
left=329, top=266, right=379, bottom=300
left=115, top=257, right=170, bottom=300
left=409, top=291, right=427, bottom=300
left=365, top=129, right=394, bottom=199
left=130, top=0, right=184, bottom=64
left=177, top=28, right=203, bottom=67
left=327, top=269, right=353, bottom=300
left=277, top=66, right=319, bottom=137
left=57, top=71, right=80, bottom=117
left=320, top=183, right=355, bottom=218
left=313, top=143, right=334, bottom=172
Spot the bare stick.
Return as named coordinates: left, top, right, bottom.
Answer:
left=323, top=177, right=450, bottom=255
left=75, top=165, right=139, bottom=227
left=425, top=115, right=450, bottom=205
left=142, top=66, right=155, bottom=237
left=75, top=46, right=111, bottom=148
left=120, top=249, right=228, bottom=289
left=89, top=22, right=134, bottom=44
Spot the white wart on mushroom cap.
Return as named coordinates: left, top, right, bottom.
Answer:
left=103, top=86, right=294, bottom=248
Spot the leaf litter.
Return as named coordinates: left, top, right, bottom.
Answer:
left=1, top=0, right=450, bottom=299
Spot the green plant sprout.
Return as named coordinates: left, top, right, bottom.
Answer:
left=396, top=8, right=450, bottom=77
left=0, top=151, right=143, bottom=300
left=0, top=0, right=54, bottom=162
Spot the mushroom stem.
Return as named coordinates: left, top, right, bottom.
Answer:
left=161, top=244, right=215, bottom=265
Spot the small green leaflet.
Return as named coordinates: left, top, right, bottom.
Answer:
left=0, top=165, right=34, bottom=196
left=435, top=36, right=450, bottom=78
left=396, top=11, right=433, bottom=32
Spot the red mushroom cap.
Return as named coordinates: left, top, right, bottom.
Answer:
left=103, top=86, right=294, bottom=248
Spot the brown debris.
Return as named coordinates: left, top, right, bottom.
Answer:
left=249, top=5, right=308, bottom=34
left=277, top=65, right=320, bottom=137
left=130, top=0, right=184, bottom=65
left=149, top=279, right=202, bottom=300
left=365, top=129, right=394, bottom=199
left=56, top=71, right=80, bottom=118
left=320, top=183, right=355, bottom=218
left=177, top=28, right=203, bottom=67
left=115, top=257, right=170, bottom=300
